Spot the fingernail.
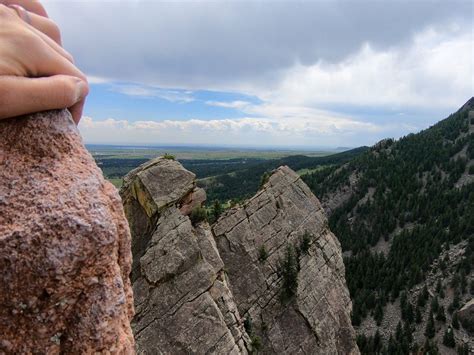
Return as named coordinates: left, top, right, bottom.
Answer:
left=74, top=80, right=88, bottom=102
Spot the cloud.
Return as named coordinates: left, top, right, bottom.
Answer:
left=205, top=100, right=251, bottom=109
left=87, top=76, right=110, bottom=84
left=259, top=26, right=472, bottom=110
left=45, top=0, right=472, bottom=92
left=110, top=84, right=194, bottom=103
left=44, top=0, right=472, bottom=146
left=78, top=110, right=384, bottom=147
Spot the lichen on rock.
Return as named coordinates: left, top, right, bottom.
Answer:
left=0, top=110, right=134, bottom=354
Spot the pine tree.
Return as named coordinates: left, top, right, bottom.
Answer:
left=415, top=306, right=422, bottom=323
left=452, top=312, right=460, bottom=329
left=431, top=296, right=439, bottom=314
left=442, top=327, right=455, bottom=348
left=436, top=305, right=446, bottom=322
left=212, top=199, right=223, bottom=221
left=425, top=311, right=435, bottom=338
left=374, top=303, right=383, bottom=326
left=280, top=245, right=298, bottom=301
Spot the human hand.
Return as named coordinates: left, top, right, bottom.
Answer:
left=0, top=1, right=88, bottom=124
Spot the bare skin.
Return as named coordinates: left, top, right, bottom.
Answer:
left=0, top=0, right=88, bottom=123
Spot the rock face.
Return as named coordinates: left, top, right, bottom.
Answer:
left=213, top=166, right=358, bottom=354
left=121, top=158, right=249, bottom=354
left=0, top=110, right=134, bottom=353
left=122, top=159, right=358, bottom=354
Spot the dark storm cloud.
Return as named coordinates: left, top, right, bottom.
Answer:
left=46, top=0, right=472, bottom=89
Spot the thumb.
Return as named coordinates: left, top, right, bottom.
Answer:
left=0, top=75, right=88, bottom=121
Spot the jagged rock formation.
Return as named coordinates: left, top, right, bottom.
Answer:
left=122, top=159, right=358, bottom=354
left=0, top=110, right=134, bottom=353
left=121, top=158, right=249, bottom=354
left=213, top=166, right=358, bottom=354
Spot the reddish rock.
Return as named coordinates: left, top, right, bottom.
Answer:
left=0, top=110, right=134, bottom=354
left=179, top=187, right=207, bottom=215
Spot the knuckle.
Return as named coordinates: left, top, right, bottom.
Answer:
left=0, top=5, right=14, bottom=19
left=55, top=76, right=78, bottom=105
left=0, top=4, right=9, bottom=15
left=64, top=50, right=75, bottom=63
left=48, top=20, right=62, bottom=42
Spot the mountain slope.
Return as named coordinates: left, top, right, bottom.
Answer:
left=302, top=98, right=474, bottom=353
left=198, top=146, right=369, bottom=203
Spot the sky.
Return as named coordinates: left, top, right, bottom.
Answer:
left=44, top=0, right=473, bottom=148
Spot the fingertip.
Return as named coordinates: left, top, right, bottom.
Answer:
left=69, top=99, right=86, bottom=125
left=73, top=79, right=89, bottom=103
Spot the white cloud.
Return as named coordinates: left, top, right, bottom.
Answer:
left=205, top=100, right=252, bottom=109
left=254, top=26, right=473, bottom=110
left=87, top=76, right=110, bottom=84
left=78, top=22, right=472, bottom=147
left=110, top=84, right=194, bottom=103
left=79, top=110, right=384, bottom=147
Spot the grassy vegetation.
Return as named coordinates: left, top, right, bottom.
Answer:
left=296, top=165, right=331, bottom=176
left=107, top=178, right=123, bottom=188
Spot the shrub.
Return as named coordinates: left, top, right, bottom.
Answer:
left=258, top=245, right=268, bottom=263
left=162, top=153, right=175, bottom=160
left=190, top=206, right=207, bottom=225
left=244, top=316, right=253, bottom=334
left=260, top=172, right=270, bottom=189
left=300, top=231, right=312, bottom=255
left=250, top=335, right=262, bottom=353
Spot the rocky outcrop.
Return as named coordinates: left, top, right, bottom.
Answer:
left=0, top=110, right=134, bottom=353
left=123, top=158, right=358, bottom=354
left=213, top=166, right=358, bottom=354
left=121, top=158, right=249, bottom=354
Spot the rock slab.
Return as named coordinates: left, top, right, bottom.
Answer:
left=213, top=166, right=359, bottom=354
left=121, top=158, right=248, bottom=354
left=0, top=110, right=134, bottom=354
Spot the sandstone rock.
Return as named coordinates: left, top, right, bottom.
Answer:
left=121, top=159, right=248, bottom=354
left=0, top=110, right=134, bottom=354
left=213, top=166, right=359, bottom=354
left=179, top=187, right=207, bottom=216
left=122, top=157, right=196, bottom=218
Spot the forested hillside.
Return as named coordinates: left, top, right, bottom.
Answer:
left=303, top=98, right=474, bottom=354
left=198, top=147, right=368, bottom=203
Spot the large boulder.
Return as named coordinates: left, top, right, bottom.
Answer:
left=213, top=166, right=359, bottom=354
left=0, top=110, right=134, bottom=353
left=121, top=158, right=249, bottom=354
